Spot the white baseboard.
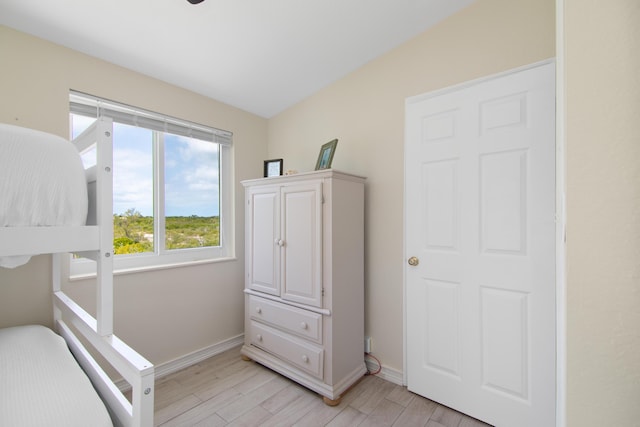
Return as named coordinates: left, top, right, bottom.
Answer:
left=116, top=336, right=405, bottom=392
left=116, top=334, right=244, bottom=391
left=365, top=357, right=404, bottom=386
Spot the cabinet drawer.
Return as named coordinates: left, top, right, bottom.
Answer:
left=249, top=321, right=324, bottom=379
left=249, top=295, right=322, bottom=344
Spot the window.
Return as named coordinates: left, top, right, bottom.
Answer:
left=69, top=92, right=234, bottom=276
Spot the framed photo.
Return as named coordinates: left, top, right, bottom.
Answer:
left=314, top=139, right=338, bottom=170
left=264, top=158, right=283, bottom=177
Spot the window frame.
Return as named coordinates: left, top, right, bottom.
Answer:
left=69, top=92, right=234, bottom=278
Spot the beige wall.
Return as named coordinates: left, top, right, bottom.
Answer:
left=3, top=0, right=639, bottom=423
left=564, top=0, right=640, bottom=425
left=0, top=25, right=268, bottom=365
left=268, top=0, right=555, bottom=375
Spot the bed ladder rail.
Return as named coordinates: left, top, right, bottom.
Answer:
left=54, top=290, right=154, bottom=427
left=67, top=117, right=115, bottom=336
left=0, top=226, right=100, bottom=257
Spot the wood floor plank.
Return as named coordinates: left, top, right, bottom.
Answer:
left=216, top=375, right=290, bottom=422
left=159, top=389, right=242, bottom=427
left=192, top=413, right=228, bottom=427
left=459, top=415, right=492, bottom=427
left=154, top=378, right=192, bottom=410
left=232, top=367, right=280, bottom=395
left=154, top=393, right=203, bottom=426
left=350, top=375, right=397, bottom=415
left=163, top=359, right=218, bottom=385
left=153, top=345, right=493, bottom=427
left=430, top=405, right=463, bottom=427
left=261, top=383, right=310, bottom=414
left=362, top=397, right=405, bottom=426
left=290, top=397, right=344, bottom=427
left=324, top=406, right=368, bottom=427
left=385, top=384, right=417, bottom=407
left=214, top=358, right=256, bottom=379
left=192, top=363, right=263, bottom=401
left=226, top=406, right=273, bottom=427
left=258, top=391, right=318, bottom=427
left=392, top=395, right=437, bottom=427
left=174, top=364, right=223, bottom=393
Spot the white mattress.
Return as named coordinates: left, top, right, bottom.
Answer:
left=0, top=325, right=113, bottom=427
left=0, top=123, right=88, bottom=267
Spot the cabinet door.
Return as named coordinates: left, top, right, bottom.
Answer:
left=281, top=181, right=323, bottom=307
left=247, top=185, right=280, bottom=296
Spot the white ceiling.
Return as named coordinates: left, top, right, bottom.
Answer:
left=0, top=0, right=474, bottom=118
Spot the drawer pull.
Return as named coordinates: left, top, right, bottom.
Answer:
left=301, top=354, right=309, bottom=363
left=256, top=307, right=262, bottom=314
left=300, top=322, right=308, bottom=330
left=256, top=334, right=263, bottom=342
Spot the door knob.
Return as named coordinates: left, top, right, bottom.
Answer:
left=408, top=256, right=419, bottom=266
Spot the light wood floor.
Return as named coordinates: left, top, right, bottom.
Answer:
left=153, top=346, right=492, bottom=427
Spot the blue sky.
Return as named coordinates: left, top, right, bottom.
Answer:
left=71, top=115, right=220, bottom=217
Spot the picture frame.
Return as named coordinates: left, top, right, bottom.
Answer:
left=314, top=139, right=338, bottom=170
left=264, top=158, right=283, bottom=177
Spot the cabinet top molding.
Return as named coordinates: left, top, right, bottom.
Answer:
left=242, top=169, right=366, bottom=187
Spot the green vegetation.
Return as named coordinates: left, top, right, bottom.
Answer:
left=113, top=208, right=219, bottom=255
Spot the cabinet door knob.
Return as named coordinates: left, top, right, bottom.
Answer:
left=300, top=322, right=308, bottom=330
left=301, top=354, right=309, bottom=363
left=256, top=307, right=262, bottom=314
left=256, top=334, right=263, bottom=342
left=274, top=238, right=284, bottom=246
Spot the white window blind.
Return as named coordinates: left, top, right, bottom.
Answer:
left=69, top=91, right=232, bottom=146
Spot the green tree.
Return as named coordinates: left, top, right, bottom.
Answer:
left=114, top=208, right=142, bottom=240
left=113, top=210, right=220, bottom=254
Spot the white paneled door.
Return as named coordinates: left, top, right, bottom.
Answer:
left=405, top=61, right=555, bottom=427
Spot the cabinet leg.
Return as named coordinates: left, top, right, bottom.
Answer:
left=322, top=396, right=342, bottom=406
left=321, top=374, right=365, bottom=406
left=240, top=354, right=251, bottom=362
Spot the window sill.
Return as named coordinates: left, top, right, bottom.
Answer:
left=68, top=256, right=238, bottom=281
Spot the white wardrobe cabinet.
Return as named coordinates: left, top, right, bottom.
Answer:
left=241, top=169, right=366, bottom=405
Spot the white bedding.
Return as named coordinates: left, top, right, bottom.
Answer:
left=0, top=325, right=113, bottom=427
left=0, top=123, right=88, bottom=268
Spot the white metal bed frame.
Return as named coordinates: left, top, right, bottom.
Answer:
left=0, top=117, right=154, bottom=427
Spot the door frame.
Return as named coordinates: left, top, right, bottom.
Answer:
left=554, top=1, right=567, bottom=425
left=402, top=57, right=566, bottom=426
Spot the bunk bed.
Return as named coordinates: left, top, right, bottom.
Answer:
left=0, top=119, right=154, bottom=427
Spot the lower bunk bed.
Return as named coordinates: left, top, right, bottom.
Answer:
left=0, top=120, right=154, bottom=427
left=0, top=302, right=155, bottom=427
left=1, top=325, right=113, bottom=427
